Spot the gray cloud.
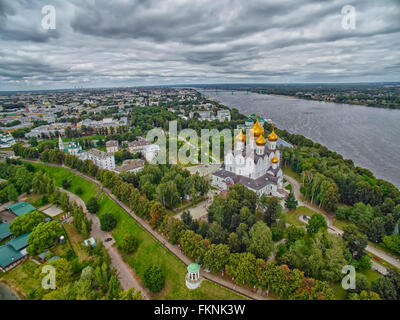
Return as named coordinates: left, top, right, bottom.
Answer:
left=0, top=0, right=399, bottom=90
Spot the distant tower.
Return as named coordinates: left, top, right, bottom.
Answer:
left=271, top=155, right=279, bottom=169
left=249, top=120, right=264, bottom=149
left=268, top=127, right=278, bottom=151
left=58, top=135, right=64, bottom=151
left=235, top=130, right=246, bottom=151
left=256, top=135, right=266, bottom=155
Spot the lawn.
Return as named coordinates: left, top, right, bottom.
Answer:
left=29, top=163, right=100, bottom=203
left=63, top=223, right=91, bottom=262
left=0, top=260, right=40, bottom=299
left=284, top=206, right=316, bottom=227
left=29, top=163, right=246, bottom=300
left=282, top=165, right=302, bottom=182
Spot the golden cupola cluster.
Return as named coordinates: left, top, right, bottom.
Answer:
left=272, top=156, right=279, bottom=164
left=236, top=130, right=246, bottom=142
left=268, top=127, right=278, bottom=142
left=249, top=120, right=264, bottom=138
left=256, top=135, right=267, bottom=146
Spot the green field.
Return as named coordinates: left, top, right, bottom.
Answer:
left=284, top=206, right=316, bottom=227
left=282, top=165, right=302, bottom=182
left=28, top=162, right=246, bottom=300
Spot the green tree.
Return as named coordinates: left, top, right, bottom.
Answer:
left=247, top=221, right=274, bottom=260
left=27, top=221, right=63, bottom=255
left=9, top=211, right=44, bottom=236
left=285, top=193, right=298, bottom=210
left=306, top=213, right=327, bottom=235
left=118, top=234, right=138, bottom=254
left=86, top=197, right=99, bottom=214
left=100, top=213, right=117, bottom=232
left=144, top=265, right=165, bottom=292
left=203, top=244, right=230, bottom=273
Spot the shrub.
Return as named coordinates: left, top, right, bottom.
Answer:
left=100, top=213, right=117, bottom=232
left=119, top=234, right=138, bottom=254
left=86, top=197, right=99, bottom=214
left=144, top=265, right=165, bottom=292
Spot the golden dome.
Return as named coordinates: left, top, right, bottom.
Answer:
left=250, top=120, right=264, bottom=138
left=268, top=128, right=278, bottom=142
left=256, top=134, right=266, bottom=146
left=236, top=130, right=246, bottom=142
left=272, top=156, right=279, bottom=164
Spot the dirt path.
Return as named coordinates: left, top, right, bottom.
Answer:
left=28, top=160, right=271, bottom=300
left=60, top=187, right=150, bottom=299
left=285, top=174, right=400, bottom=271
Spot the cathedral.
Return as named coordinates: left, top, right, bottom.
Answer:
left=211, top=120, right=285, bottom=197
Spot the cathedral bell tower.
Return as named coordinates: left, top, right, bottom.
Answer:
left=235, top=130, right=245, bottom=151
left=249, top=120, right=264, bottom=149
left=268, top=127, right=278, bottom=150
left=256, top=135, right=266, bottom=155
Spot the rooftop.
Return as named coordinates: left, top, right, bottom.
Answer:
left=5, top=202, right=36, bottom=217
left=187, top=263, right=200, bottom=274
left=0, top=222, right=13, bottom=241
left=7, top=233, right=31, bottom=251
left=0, top=245, right=23, bottom=268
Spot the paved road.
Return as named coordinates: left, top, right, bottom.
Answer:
left=60, top=187, right=150, bottom=299
left=285, top=174, right=400, bottom=271
left=28, top=161, right=270, bottom=300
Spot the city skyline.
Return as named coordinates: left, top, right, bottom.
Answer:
left=0, top=0, right=400, bottom=90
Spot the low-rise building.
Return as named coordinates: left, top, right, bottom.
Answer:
left=0, top=133, right=16, bottom=148
left=106, top=140, right=119, bottom=153
left=113, top=159, right=145, bottom=174
left=87, top=149, right=116, bottom=170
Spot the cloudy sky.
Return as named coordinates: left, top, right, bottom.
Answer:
left=0, top=0, right=399, bottom=90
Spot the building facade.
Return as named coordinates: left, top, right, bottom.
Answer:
left=212, top=121, right=285, bottom=198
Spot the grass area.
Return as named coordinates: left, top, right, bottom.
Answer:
left=285, top=184, right=292, bottom=191
left=20, top=193, right=44, bottom=208
left=330, top=283, right=347, bottom=300
left=332, top=218, right=352, bottom=231
left=29, top=163, right=100, bottom=203
left=30, top=163, right=246, bottom=300
left=282, top=165, right=302, bottom=182
left=63, top=223, right=91, bottom=262
left=359, top=269, right=381, bottom=286
left=284, top=206, right=316, bottom=227
left=0, top=260, right=40, bottom=299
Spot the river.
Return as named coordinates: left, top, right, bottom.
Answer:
left=204, top=90, right=400, bottom=189
left=0, top=282, right=20, bottom=300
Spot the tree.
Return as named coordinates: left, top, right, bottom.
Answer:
left=144, top=265, right=165, bottom=292
left=285, top=193, right=298, bottom=210
left=343, top=224, right=368, bottom=259
left=62, top=179, right=71, bottom=189
left=118, top=288, right=142, bottom=300
left=372, top=276, right=397, bottom=300
left=149, top=201, right=167, bottom=229
left=86, top=197, right=99, bottom=214
left=262, top=197, right=282, bottom=227
left=100, top=213, right=117, bottom=232
left=348, top=290, right=381, bottom=300
left=107, top=275, right=121, bottom=300
left=306, top=213, right=327, bottom=235
left=118, top=234, right=138, bottom=254
left=10, top=211, right=44, bottom=236
left=27, top=221, right=63, bottom=255
left=203, top=244, right=230, bottom=273
left=227, top=252, right=258, bottom=287
left=248, top=221, right=274, bottom=260
left=7, top=185, right=18, bottom=202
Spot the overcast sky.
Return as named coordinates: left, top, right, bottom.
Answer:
left=0, top=0, right=399, bottom=90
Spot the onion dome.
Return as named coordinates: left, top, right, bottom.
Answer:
left=256, top=134, right=266, bottom=146
left=268, top=128, right=278, bottom=142
left=271, top=156, right=279, bottom=164
left=250, top=120, right=264, bottom=138
left=236, top=130, right=246, bottom=142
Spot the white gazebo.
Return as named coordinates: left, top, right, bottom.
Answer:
left=185, top=263, right=202, bottom=290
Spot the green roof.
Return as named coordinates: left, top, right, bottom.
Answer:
left=187, top=263, right=200, bottom=274
left=0, top=222, right=13, bottom=241
left=7, top=233, right=30, bottom=251
left=0, top=245, right=23, bottom=268
left=5, top=202, right=36, bottom=217
left=245, top=118, right=253, bottom=123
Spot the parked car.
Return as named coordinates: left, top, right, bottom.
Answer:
left=105, top=238, right=113, bottom=242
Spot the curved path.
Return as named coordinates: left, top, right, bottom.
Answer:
left=27, top=160, right=271, bottom=300
left=285, top=174, right=400, bottom=271
left=60, top=187, right=150, bottom=299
